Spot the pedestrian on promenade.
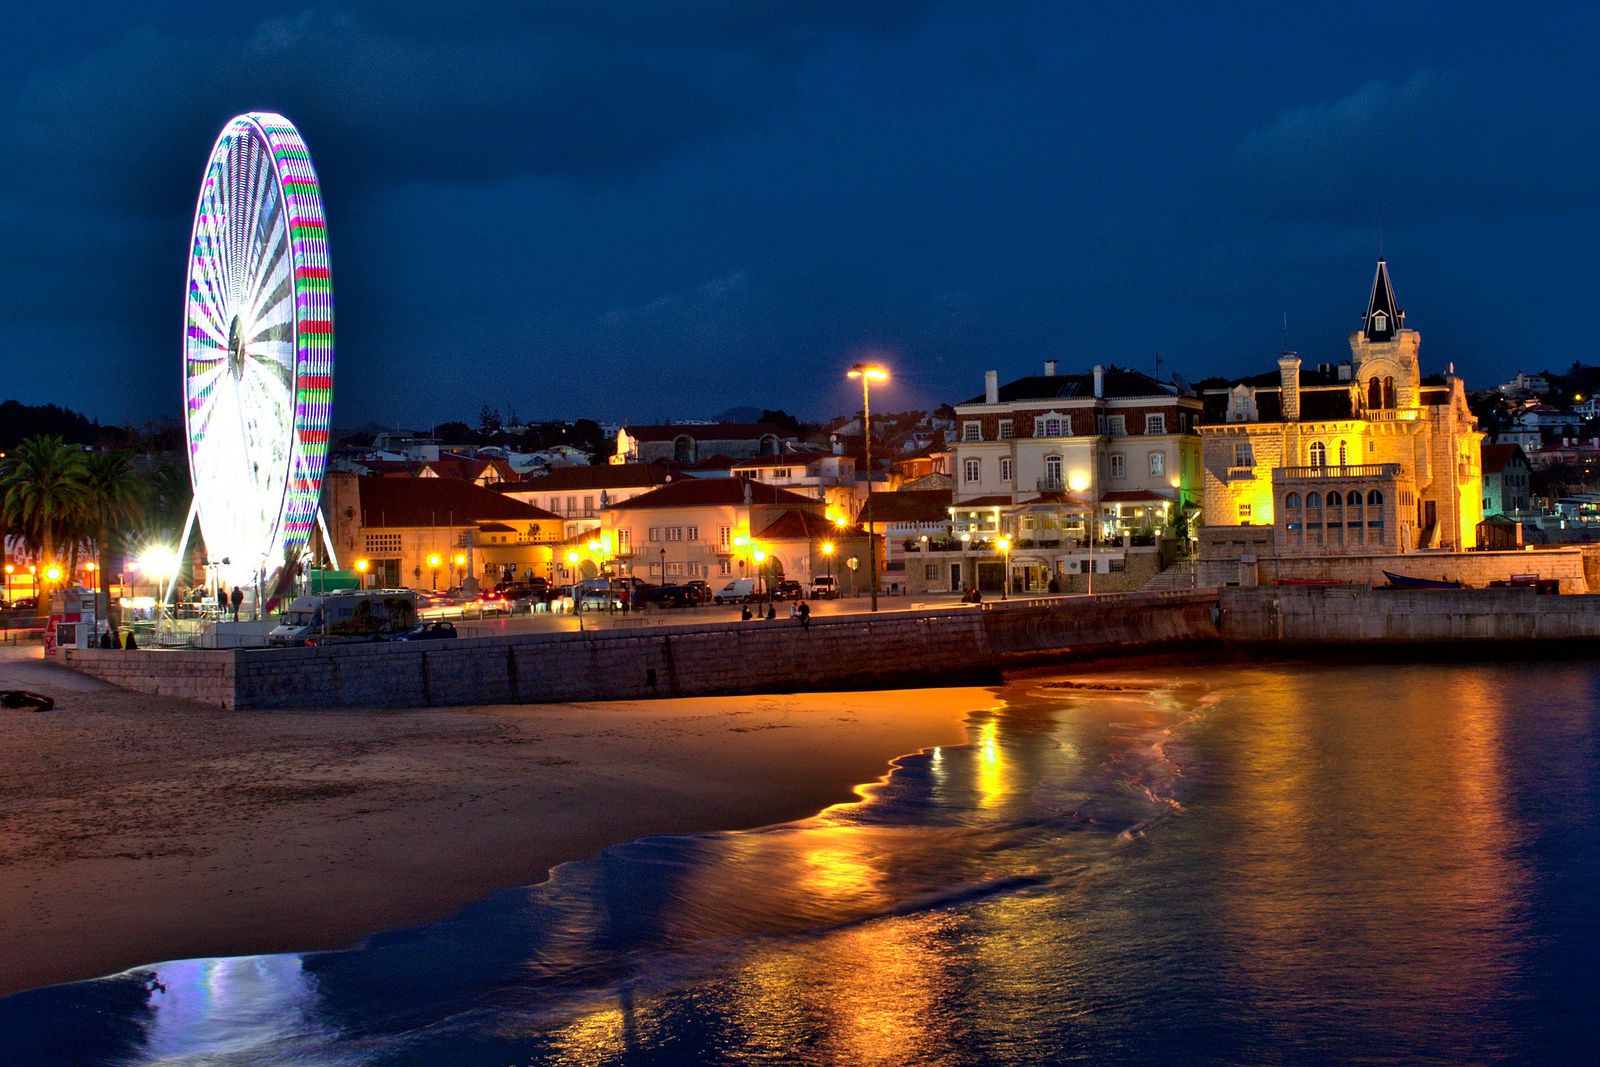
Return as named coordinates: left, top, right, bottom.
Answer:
left=797, top=601, right=810, bottom=630
left=741, top=604, right=753, bottom=621
left=217, top=586, right=228, bottom=616
left=765, top=603, right=776, bottom=621
left=230, top=585, right=244, bottom=622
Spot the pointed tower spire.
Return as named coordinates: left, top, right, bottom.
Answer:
left=1364, top=258, right=1400, bottom=342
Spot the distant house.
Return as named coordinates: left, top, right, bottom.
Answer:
left=599, top=477, right=874, bottom=588
left=501, top=461, right=676, bottom=537
left=614, top=423, right=798, bottom=465
left=1481, top=444, right=1532, bottom=516
left=326, top=472, right=560, bottom=590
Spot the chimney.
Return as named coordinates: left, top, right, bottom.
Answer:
left=1092, top=364, right=1104, bottom=398
left=1044, top=359, right=1057, bottom=377
left=984, top=370, right=999, bottom=404
left=1278, top=354, right=1301, bottom=421
left=830, top=432, right=842, bottom=456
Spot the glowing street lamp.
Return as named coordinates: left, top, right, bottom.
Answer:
left=822, top=541, right=835, bottom=587
left=1069, top=472, right=1094, bottom=596
left=355, top=557, right=370, bottom=588
left=996, top=536, right=1012, bottom=600
left=3, top=563, right=12, bottom=602
left=846, top=361, right=889, bottom=611
left=427, top=552, right=442, bottom=590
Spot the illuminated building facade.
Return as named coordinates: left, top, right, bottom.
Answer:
left=1198, top=260, right=1485, bottom=571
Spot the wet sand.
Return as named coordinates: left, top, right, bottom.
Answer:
left=0, top=647, right=987, bottom=996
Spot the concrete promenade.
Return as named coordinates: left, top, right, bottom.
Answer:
left=61, top=591, right=1220, bottom=709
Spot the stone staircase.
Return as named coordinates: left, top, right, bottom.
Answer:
left=1138, top=561, right=1197, bottom=592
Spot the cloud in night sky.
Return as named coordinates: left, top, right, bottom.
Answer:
left=3, top=2, right=1599, bottom=426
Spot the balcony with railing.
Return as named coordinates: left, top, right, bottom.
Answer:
left=1226, top=466, right=1256, bottom=481
left=1275, top=463, right=1401, bottom=481
left=1037, top=475, right=1065, bottom=493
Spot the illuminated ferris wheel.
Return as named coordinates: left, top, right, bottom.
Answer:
left=182, top=112, right=333, bottom=592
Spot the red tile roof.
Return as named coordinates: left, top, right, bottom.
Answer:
left=355, top=476, right=559, bottom=527
left=857, top=489, right=954, bottom=524
left=610, top=477, right=820, bottom=510
left=510, top=461, right=676, bottom=491
left=1481, top=443, right=1527, bottom=474
left=755, top=509, right=869, bottom=542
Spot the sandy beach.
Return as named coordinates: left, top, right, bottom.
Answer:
left=0, top=646, right=988, bottom=996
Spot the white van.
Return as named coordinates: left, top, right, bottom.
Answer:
left=713, top=578, right=757, bottom=604
left=809, top=575, right=839, bottom=600
left=268, top=589, right=419, bottom=646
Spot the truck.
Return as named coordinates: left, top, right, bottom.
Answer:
left=713, top=578, right=757, bottom=604
left=267, top=589, right=420, bottom=646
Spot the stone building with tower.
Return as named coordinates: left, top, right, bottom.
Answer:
left=1197, top=260, right=1494, bottom=584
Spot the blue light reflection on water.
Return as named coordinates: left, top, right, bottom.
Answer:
left=3, top=663, right=1598, bottom=1065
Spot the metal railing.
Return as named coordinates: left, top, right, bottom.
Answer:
left=1275, top=463, right=1401, bottom=480
left=1226, top=466, right=1256, bottom=481
left=1037, top=476, right=1065, bottom=492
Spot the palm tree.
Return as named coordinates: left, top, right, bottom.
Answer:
left=83, top=450, right=147, bottom=625
left=0, top=436, right=88, bottom=589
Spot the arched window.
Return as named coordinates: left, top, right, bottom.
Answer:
left=1307, top=492, right=1323, bottom=509
left=1367, top=489, right=1385, bottom=541
left=1338, top=440, right=1348, bottom=466
left=1305, top=492, right=1324, bottom=545
left=1367, top=490, right=1383, bottom=507
left=1368, top=377, right=1382, bottom=409
left=1325, top=491, right=1343, bottom=545
left=1383, top=377, right=1396, bottom=409
left=1348, top=492, right=1364, bottom=544
left=760, top=434, right=780, bottom=456
left=1326, top=490, right=1342, bottom=507
left=1285, top=492, right=1302, bottom=509
left=1284, top=492, right=1302, bottom=537
left=673, top=435, right=696, bottom=464
left=1309, top=441, right=1327, bottom=467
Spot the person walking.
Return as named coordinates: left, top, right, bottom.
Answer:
left=230, top=585, right=244, bottom=622
left=217, top=585, right=228, bottom=617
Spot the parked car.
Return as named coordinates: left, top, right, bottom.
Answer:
left=647, top=584, right=693, bottom=608
left=713, top=578, right=757, bottom=604
left=7, top=596, right=39, bottom=611
left=684, top=580, right=711, bottom=605
left=576, top=578, right=622, bottom=611
left=771, top=579, right=804, bottom=601
left=809, top=576, right=839, bottom=600
left=390, top=621, right=459, bottom=641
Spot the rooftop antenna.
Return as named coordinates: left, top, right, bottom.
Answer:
left=1282, top=311, right=1290, bottom=353
left=1378, top=218, right=1385, bottom=259
left=1154, top=352, right=1163, bottom=380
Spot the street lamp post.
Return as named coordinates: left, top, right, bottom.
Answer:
left=355, top=558, right=370, bottom=588
left=822, top=541, right=834, bottom=590
left=1069, top=472, right=1095, bottom=596
left=847, top=362, right=889, bottom=611
left=997, top=536, right=1011, bottom=599
left=427, top=553, right=441, bottom=591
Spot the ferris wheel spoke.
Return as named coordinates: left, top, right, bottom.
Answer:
left=248, top=241, right=292, bottom=330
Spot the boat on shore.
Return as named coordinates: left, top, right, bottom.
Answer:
left=1381, top=570, right=1464, bottom=590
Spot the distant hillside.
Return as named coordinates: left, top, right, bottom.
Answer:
left=0, top=400, right=102, bottom=451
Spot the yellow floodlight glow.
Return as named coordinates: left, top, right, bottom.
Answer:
left=753, top=549, right=766, bottom=564
left=137, top=546, right=179, bottom=580
left=3, top=564, right=12, bottom=574
left=733, top=534, right=748, bottom=548
left=85, top=561, right=97, bottom=572
left=834, top=515, right=847, bottom=528
left=427, top=553, right=441, bottom=568
left=822, top=542, right=835, bottom=555
left=355, top=558, right=370, bottom=573
left=453, top=553, right=466, bottom=567
left=1068, top=472, right=1090, bottom=494
left=587, top=539, right=602, bottom=553
left=566, top=551, right=581, bottom=565
left=996, top=536, right=1011, bottom=552
left=44, top=565, right=62, bottom=582
left=847, top=363, right=889, bottom=382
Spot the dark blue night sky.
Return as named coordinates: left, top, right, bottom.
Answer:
left=4, top=2, right=1597, bottom=426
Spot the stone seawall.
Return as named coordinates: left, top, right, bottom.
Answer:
left=1219, top=585, right=1600, bottom=643
left=61, top=592, right=1219, bottom=709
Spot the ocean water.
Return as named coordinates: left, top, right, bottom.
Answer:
left=4, top=663, right=1598, bottom=1065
